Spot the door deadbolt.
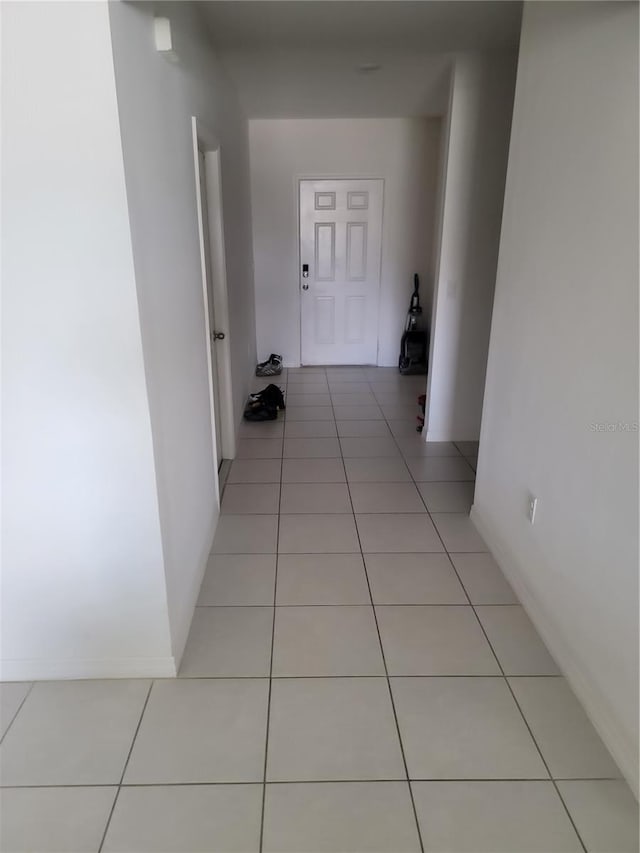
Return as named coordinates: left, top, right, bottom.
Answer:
left=212, top=331, right=225, bottom=340
left=302, top=263, right=309, bottom=278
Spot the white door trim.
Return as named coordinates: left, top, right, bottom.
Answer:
left=191, top=117, right=236, bottom=487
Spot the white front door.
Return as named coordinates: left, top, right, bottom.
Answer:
left=300, top=179, right=383, bottom=365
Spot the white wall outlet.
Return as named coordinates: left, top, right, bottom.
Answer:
left=528, top=495, right=538, bottom=524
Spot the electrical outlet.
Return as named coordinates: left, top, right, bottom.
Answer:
left=528, top=496, right=538, bottom=524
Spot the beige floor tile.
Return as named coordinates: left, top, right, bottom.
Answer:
left=476, top=606, right=561, bottom=675
left=124, top=679, right=269, bottom=783
left=340, top=436, right=401, bottom=458
left=412, top=781, right=582, bottom=853
left=197, top=554, right=276, bottom=606
left=0, top=682, right=31, bottom=739
left=282, top=459, right=346, bottom=483
left=365, top=553, right=467, bottom=604
left=380, top=403, right=418, bottom=420
left=349, top=482, right=425, bottom=513
left=286, top=393, right=331, bottom=406
left=179, top=607, right=273, bottom=677
left=509, top=678, right=622, bottom=778
left=239, top=420, right=284, bottom=439
left=391, top=677, right=548, bottom=779
left=102, top=784, right=262, bottom=853
left=557, top=780, right=639, bottom=853
left=236, top=438, right=283, bottom=459
left=286, top=406, right=335, bottom=421
left=356, top=513, right=444, bottom=552
left=279, top=514, right=359, bottom=553
left=284, top=420, right=337, bottom=438
left=418, top=482, right=475, bottom=512
left=455, top=440, right=480, bottom=456
left=396, top=439, right=461, bottom=457
left=388, top=420, right=424, bottom=438
left=330, top=392, right=377, bottom=405
left=283, top=437, right=341, bottom=458
left=280, top=482, right=352, bottom=514
left=263, top=782, right=421, bottom=853
left=227, top=459, right=281, bottom=484
left=221, top=483, right=280, bottom=514
left=0, top=680, right=150, bottom=785
left=449, top=553, right=518, bottom=604
left=333, top=404, right=383, bottom=420
left=211, top=514, right=278, bottom=553
left=267, top=677, right=405, bottom=781
left=276, top=554, right=370, bottom=605
left=328, top=381, right=372, bottom=393
left=376, top=605, right=500, bottom=675
left=345, top=458, right=411, bottom=482
left=336, top=420, right=392, bottom=437
left=431, top=513, right=488, bottom=552
left=0, top=787, right=117, bottom=853
left=408, top=457, right=476, bottom=482
left=272, top=606, right=384, bottom=677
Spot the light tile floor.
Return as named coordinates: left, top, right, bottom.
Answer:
left=0, top=367, right=637, bottom=852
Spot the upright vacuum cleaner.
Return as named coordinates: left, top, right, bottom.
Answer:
left=399, top=274, right=429, bottom=375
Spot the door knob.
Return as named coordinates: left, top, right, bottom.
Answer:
left=302, top=283, right=309, bottom=290
left=212, top=331, right=225, bottom=340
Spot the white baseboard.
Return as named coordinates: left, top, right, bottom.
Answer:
left=0, top=656, right=177, bottom=681
left=471, top=503, right=639, bottom=799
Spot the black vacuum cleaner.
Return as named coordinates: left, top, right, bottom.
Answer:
left=399, top=274, right=429, bottom=375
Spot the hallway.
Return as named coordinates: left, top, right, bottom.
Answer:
left=0, top=368, right=637, bottom=852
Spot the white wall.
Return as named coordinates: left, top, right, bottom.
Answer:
left=108, top=1, right=257, bottom=662
left=249, top=118, right=441, bottom=366
left=473, top=1, right=639, bottom=794
left=1, top=1, right=173, bottom=679
left=426, top=52, right=517, bottom=441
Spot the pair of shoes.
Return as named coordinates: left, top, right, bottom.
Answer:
left=244, top=402, right=277, bottom=421
left=249, top=384, right=285, bottom=411
left=243, top=383, right=286, bottom=422
left=256, top=353, right=283, bottom=377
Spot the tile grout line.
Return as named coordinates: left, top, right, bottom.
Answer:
left=386, top=395, right=590, bottom=852
left=341, top=374, right=426, bottom=853
left=0, top=681, right=35, bottom=746
left=0, top=774, right=621, bottom=791
left=97, top=680, right=154, bottom=853
left=378, top=378, right=593, bottom=850
left=258, top=367, right=289, bottom=853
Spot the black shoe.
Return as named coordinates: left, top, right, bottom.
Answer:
left=249, top=384, right=285, bottom=411
left=244, top=402, right=277, bottom=421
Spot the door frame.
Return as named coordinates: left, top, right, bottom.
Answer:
left=191, top=116, right=236, bottom=486
left=296, top=174, right=386, bottom=367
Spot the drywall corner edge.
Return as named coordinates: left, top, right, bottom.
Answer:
left=470, top=503, right=640, bottom=799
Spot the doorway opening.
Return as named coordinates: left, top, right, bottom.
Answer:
left=192, top=117, right=236, bottom=497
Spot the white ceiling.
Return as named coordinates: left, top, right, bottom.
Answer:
left=200, top=1, right=522, bottom=118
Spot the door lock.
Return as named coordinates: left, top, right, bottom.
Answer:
left=212, top=331, right=225, bottom=340
left=302, top=283, right=309, bottom=290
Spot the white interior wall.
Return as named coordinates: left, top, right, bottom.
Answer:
left=249, top=118, right=441, bottom=367
left=472, top=1, right=639, bottom=794
left=1, top=1, right=173, bottom=679
left=108, top=1, right=257, bottom=664
left=425, top=52, right=517, bottom=442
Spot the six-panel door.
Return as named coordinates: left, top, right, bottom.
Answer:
left=300, top=179, right=384, bottom=365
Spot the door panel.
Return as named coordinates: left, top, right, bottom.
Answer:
left=300, top=179, right=383, bottom=365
